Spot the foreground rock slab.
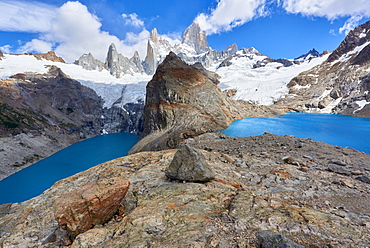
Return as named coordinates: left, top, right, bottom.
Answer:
left=54, top=177, right=130, bottom=238
left=0, top=133, right=369, bottom=247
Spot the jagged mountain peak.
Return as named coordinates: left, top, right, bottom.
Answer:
left=150, top=28, right=159, bottom=43
left=327, top=20, right=370, bottom=63
left=182, top=21, right=210, bottom=54
left=295, top=48, right=321, bottom=61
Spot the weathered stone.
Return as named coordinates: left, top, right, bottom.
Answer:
left=329, top=159, right=347, bottom=166
left=256, top=230, right=305, bottom=248
left=54, top=177, right=130, bottom=238
left=165, top=144, right=215, bottom=182
left=356, top=175, right=370, bottom=184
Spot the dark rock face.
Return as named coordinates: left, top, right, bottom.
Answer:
left=256, top=230, right=305, bottom=248
left=295, top=48, right=321, bottom=61
left=0, top=66, right=104, bottom=179
left=129, top=52, right=274, bottom=153
left=0, top=50, right=3, bottom=59
left=54, top=177, right=130, bottom=238
left=327, top=20, right=370, bottom=63
left=165, top=144, right=215, bottom=182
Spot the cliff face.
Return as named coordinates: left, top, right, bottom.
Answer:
left=0, top=66, right=103, bottom=179
left=129, top=52, right=276, bottom=154
left=275, top=20, right=370, bottom=117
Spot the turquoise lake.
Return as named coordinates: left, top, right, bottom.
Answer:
left=222, top=113, right=370, bottom=154
left=0, top=133, right=138, bottom=205
left=1, top=113, right=369, bottom=205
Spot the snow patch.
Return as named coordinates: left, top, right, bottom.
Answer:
left=334, top=41, right=370, bottom=64
left=354, top=100, right=369, bottom=113
left=320, top=97, right=343, bottom=114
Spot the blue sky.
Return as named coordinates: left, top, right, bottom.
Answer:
left=0, top=0, right=369, bottom=62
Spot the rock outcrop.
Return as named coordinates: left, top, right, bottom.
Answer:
left=1, top=133, right=369, bottom=247
left=165, top=144, right=215, bottom=182
left=129, top=52, right=275, bottom=153
left=32, top=51, right=65, bottom=63
left=0, top=50, right=3, bottom=59
left=54, top=177, right=130, bottom=238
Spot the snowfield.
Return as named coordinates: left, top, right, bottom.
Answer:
left=0, top=52, right=328, bottom=108
left=216, top=53, right=329, bottom=105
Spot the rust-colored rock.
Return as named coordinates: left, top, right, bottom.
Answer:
left=54, top=177, right=130, bottom=238
left=33, top=51, right=65, bottom=63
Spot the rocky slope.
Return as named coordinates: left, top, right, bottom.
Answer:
left=275, top=20, right=370, bottom=117
left=1, top=132, right=369, bottom=247
left=0, top=66, right=103, bottom=180
left=129, top=52, right=277, bottom=154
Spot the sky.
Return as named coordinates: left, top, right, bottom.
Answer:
left=0, top=0, right=369, bottom=62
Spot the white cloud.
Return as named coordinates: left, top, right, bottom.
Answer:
left=0, top=0, right=56, bottom=32
left=339, top=15, right=363, bottom=34
left=195, top=0, right=268, bottom=35
left=122, top=13, right=144, bottom=27
left=0, top=45, right=12, bottom=53
left=17, top=39, right=53, bottom=54
left=14, top=1, right=151, bottom=63
left=282, top=0, right=370, bottom=36
left=282, top=0, right=370, bottom=19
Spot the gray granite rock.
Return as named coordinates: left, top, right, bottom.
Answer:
left=165, top=144, right=215, bottom=182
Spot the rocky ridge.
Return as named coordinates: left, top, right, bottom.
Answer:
left=275, top=20, right=370, bottom=117
left=129, top=52, right=277, bottom=154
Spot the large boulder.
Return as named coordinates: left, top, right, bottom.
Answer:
left=165, top=144, right=215, bottom=182
left=54, top=177, right=130, bottom=238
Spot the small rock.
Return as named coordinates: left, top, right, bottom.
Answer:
left=351, top=170, right=364, bottom=176
left=329, top=160, right=347, bottom=166
left=326, top=166, right=351, bottom=176
left=282, top=156, right=301, bottom=166
left=356, top=175, right=370, bottom=184
left=222, top=153, right=235, bottom=164
left=165, top=144, right=215, bottom=182
left=256, top=230, right=305, bottom=248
